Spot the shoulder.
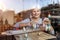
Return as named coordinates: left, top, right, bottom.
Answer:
left=38, top=18, right=43, bottom=24
left=39, top=18, right=43, bottom=21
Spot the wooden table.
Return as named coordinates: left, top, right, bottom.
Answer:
left=28, top=32, right=56, bottom=40
left=1, top=29, right=56, bottom=40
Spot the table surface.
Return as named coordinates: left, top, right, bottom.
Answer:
left=28, top=32, right=56, bottom=40
left=1, top=29, right=56, bottom=40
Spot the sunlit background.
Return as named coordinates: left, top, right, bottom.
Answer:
left=0, top=0, right=60, bottom=13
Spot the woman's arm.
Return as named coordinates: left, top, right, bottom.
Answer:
left=19, top=22, right=31, bottom=28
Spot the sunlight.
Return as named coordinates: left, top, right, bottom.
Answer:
left=32, top=4, right=41, bottom=9
left=0, top=2, right=6, bottom=11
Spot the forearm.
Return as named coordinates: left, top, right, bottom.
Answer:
left=19, top=23, right=27, bottom=27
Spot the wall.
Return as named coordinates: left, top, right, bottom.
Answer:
left=3, top=10, right=15, bottom=25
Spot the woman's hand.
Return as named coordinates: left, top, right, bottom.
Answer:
left=40, top=26, right=45, bottom=31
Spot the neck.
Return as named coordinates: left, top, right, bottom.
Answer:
left=31, top=17, right=40, bottom=21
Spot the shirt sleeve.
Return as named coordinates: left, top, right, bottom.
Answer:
left=14, top=18, right=30, bottom=27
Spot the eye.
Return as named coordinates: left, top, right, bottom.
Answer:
left=33, top=11, right=36, bottom=12
left=37, top=10, right=40, bottom=12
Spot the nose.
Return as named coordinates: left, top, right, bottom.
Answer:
left=34, top=11, right=37, bottom=14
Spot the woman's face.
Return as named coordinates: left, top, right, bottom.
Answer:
left=32, top=8, right=41, bottom=18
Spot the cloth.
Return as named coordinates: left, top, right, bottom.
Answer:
left=14, top=18, right=43, bottom=28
